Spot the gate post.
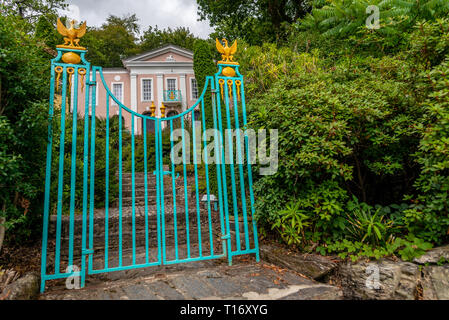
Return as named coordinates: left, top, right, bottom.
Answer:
left=40, top=19, right=90, bottom=293
left=213, top=39, right=260, bottom=264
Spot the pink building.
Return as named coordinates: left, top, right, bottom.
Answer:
left=76, top=44, right=199, bottom=135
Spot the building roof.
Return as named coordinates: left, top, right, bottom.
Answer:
left=102, top=67, right=128, bottom=73
left=122, top=44, right=193, bottom=64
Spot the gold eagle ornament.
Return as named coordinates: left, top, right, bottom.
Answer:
left=216, top=38, right=238, bottom=65
left=57, top=18, right=87, bottom=49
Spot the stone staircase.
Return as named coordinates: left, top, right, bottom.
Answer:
left=47, top=170, right=225, bottom=261
left=117, top=171, right=188, bottom=207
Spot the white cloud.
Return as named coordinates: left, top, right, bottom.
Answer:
left=61, top=0, right=213, bottom=38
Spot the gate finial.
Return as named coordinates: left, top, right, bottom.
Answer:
left=150, top=101, right=156, bottom=117
left=216, top=38, right=238, bottom=65
left=56, top=18, right=87, bottom=50
left=55, top=18, right=87, bottom=64
left=160, top=103, right=166, bottom=118
left=216, top=38, right=238, bottom=77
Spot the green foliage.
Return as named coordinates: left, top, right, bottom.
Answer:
left=402, top=20, right=449, bottom=244
left=197, top=0, right=311, bottom=45
left=193, top=39, right=220, bottom=195
left=82, top=14, right=140, bottom=67
left=122, top=130, right=172, bottom=173
left=345, top=197, right=395, bottom=245
left=1, top=0, right=67, bottom=22
left=299, top=0, right=449, bottom=39
left=140, top=26, right=198, bottom=52
left=35, top=15, right=62, bottom=51
left=322, top=235, right=432, bottom=262
left=245, top=10, right=449, bottom=261
left=271, top=200, right=311, bottom=246
left=0, top=12, right=50, bottom=242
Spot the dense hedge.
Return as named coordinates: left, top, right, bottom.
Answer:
left=237, top=18, right=449, bottom=261
left=0, top=14, right=50, bottom=242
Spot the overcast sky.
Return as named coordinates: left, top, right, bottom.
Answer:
left=61, top=0, right=214, bottom=39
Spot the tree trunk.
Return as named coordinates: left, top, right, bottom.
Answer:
left=0, top=217, right=5, bottom=254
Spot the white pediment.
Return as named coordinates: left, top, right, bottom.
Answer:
left=123, top=45, right=193, bottom=64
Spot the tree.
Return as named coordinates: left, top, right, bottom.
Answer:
left=82, top=14, right=140, bottom=67
left=0, top=12, right=50, bottom=244
left=193, top=39, right=220, bottom=194
left=193, top=40, right=216, bottom=130
left=34, top=14, right=61, bottom=56
left=197, top=0, right=311, bottom=44
left=299, top=0, right=449, bottom=39
left=1, top=0, right=67, bottom=22
left=140, top=26, right=198, bottom=52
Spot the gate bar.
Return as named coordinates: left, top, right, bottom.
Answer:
left=88, top=68, right=97, bottom=274
left=169, top=120, right=179, bottom=260
left=191, top=111, right=202, bottom=257
left=40, top=54, right=58, bottom=292
left=143, top=120, right=150, bottom=264
left=118, top=105, right=123, bottom=267
left=131, top=114, right=136, bottom=265
left=239, top=80, right=260, bottom=261
left=211, top=78, right=232, bottom=263
left=54, top=67, right=68, bottom=274
left=200, top=98, right=214, bottom=256
left=180, top=117, right=191, bottom=258
left=68, top=66, right=80, bottom=268
left=223, top=80, right=241, bottom=252
left=231, top=81, right=250, bottom=251
left=105, top=90, right=110, bottom=269
left=157, top=119, right=166, bottom=263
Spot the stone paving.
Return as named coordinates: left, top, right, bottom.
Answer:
left=39, top=256, right=343, bottom=300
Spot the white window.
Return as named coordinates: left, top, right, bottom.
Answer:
left=141, top=79, right=153, bottom=101
left=111, top=82, right=123, bottom=105
left=191, top=78, right=198, bottom=100
left=166, top=78, right=177, bottom=91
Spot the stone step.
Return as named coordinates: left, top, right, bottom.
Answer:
left=121, top=186, right=189, bottom=198
left=49, top=207, right=222, bottom=238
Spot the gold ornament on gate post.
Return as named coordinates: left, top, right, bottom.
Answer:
left=160, top=103, right=166, bottom=118
left=216, top=38, right=238, bottom=78
left=56, top=18, right=87, bottom=64
left=150, top=101, right=156, bottom=117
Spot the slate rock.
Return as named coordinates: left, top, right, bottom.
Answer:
left=0, top=273, right=39, bottom=300
left=421, top=265, right=449, bottom=300
left=259, top=244, right=337, bottom=280
left=337, top=259, right=420, bottom=300
left=413, top=244, right=449, bottom=265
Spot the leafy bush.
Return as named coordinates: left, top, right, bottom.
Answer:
left=245, top=15, right=449, bottom=261
left=0, top=13, right=50, bottom=243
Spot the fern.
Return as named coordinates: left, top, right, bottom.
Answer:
left=297, top=0, right=449, bottom=38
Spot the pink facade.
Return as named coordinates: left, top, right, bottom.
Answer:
left=76, top=45, right=199, bottom=135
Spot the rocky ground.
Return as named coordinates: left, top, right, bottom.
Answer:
left=39, top=255, right=342, bottom=300
left=1, top=240, right=448, bottom=300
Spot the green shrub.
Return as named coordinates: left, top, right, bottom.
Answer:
left=0, top=13, right=50, bottom=243
left=245, top=16, right=449, bottom=261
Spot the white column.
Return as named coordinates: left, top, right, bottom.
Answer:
left=130, top=73, right=138, bottom=134
left=180, top=74, right=187, bottom=111
left=156, top=73, right=164, bottom=117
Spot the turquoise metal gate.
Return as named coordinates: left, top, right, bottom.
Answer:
left=40, top=25, right=259, bottom=293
